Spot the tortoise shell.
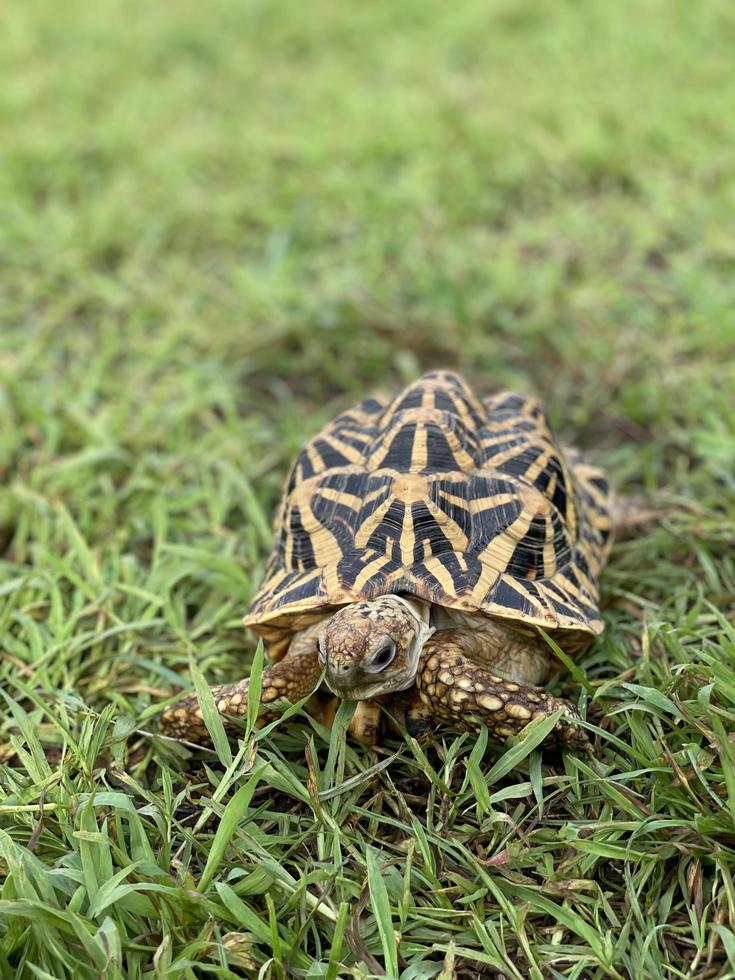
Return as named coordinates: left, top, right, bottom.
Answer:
left=244, top=371, right=612, bottom=657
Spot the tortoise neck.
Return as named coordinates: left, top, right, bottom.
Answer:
left=389, top=594, right=431, bottom=628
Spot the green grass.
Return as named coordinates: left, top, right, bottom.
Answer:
left=1, top=0, right=735, bottom=976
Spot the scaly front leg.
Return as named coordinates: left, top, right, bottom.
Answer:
left=161, top=624, right=323, bottom=743
left=415, top=633, right=590, bottom=751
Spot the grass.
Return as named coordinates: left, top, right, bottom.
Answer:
left=1, top=0, right=735, bottom=976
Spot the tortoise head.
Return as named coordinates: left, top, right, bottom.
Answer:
left=318, top=596, right=434, bottom=700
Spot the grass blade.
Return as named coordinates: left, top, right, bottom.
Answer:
left=197, top=765, right=266, bottom=891
left=366, top=846, right=398, bottom=977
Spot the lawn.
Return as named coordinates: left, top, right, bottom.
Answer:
left=1, top=0, right=735, bottom=976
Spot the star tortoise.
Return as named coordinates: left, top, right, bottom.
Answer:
left=162, top=371, right=614, bottom=750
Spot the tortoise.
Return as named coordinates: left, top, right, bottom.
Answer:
left=162, top=370, right=614, bottom=750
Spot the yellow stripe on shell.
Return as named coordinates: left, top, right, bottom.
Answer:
left=542, top=509, right=557, bottom=578
left=400, top=498, right=416, bottom=567
left=420, top=555, right=461, bottom=596
left=351, top=553, right=393, bottom=592
left=318, top=433, right=367, bottom=465
left=422, top=495, right=469, bottom=551
left=410, top=420, right=428, bottom=472
left=353, top=496, right=395, bottom=549
left=312, top=483, right=370, bottom=510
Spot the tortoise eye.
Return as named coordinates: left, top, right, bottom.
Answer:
left=366, top=639, right=397, bottom=673
left=317, top=639, right=327, bottom=666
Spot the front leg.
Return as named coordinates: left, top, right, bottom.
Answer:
left=416, top=634, right=590, bottom=751
left=161, top=625, right=323, bottom=743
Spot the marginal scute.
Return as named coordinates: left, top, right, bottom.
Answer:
left=244, top=370, right=612, bottom=660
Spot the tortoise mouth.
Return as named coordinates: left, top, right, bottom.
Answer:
left=325, top=670, right=416, bottom=701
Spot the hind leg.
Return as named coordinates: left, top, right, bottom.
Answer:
left=436, top=611, right=551, bottom=684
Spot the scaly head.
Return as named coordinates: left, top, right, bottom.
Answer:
left=318, top=596, right=433, bottom=700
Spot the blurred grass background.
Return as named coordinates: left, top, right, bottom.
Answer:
left=1, top=0, right=735, bottom=977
